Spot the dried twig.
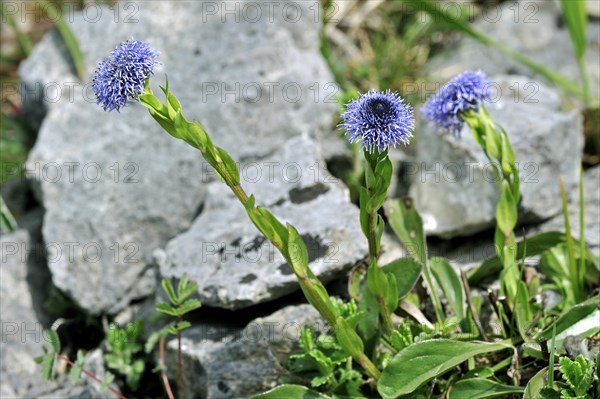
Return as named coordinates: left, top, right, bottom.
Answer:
left=460, top=269, right=488, bottom=341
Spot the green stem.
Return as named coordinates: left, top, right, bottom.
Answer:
left=578, top=164, right=586, bottom=296
left=376, top=295, right=395, bottom=335
left=422, top=257, right=445, bottom=323
left=366, top=210, right=378, bottom=261
left=578, top=56, right=593, bottom=106
left=356, top=354, right=382, bottom=381
left=559, top=177, right=580, bottom=302
left=211, top=142, right=382, bottom=381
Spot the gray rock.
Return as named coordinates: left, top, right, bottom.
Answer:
left=1, top=229, right=49, bottom=396
left=21, top=0, right=337, bottom=314
left=156, top=137, right=368, bottom=309
left=409, top=75, right=583, bottom=237
left=532, top=166, right=600, bottom=255
left=166, top=304, right=324, bottom=399
left=425, top=0, right=600, bottom=103
left=0, top=230, right=107, bottom=397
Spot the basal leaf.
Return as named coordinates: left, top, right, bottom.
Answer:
left=251, top=385, right=331, bottom=399
left=430, top=258, right=465, bottom=320
left=448, top=378, right=524, bottom=399
left=378, top=339, right=511, bottom=398
left=385, top=198, right=426, bottom=265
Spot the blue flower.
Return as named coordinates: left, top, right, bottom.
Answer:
left=341, top=90, right=414, bottom=153
left=92, top=39, right=159, bottom=112
left=423, top=70, right=491, bottom=136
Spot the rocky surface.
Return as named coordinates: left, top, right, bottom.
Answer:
left=1, top=228, right=51, bottom=396
left=20, top=0, right=337, bottom=314
left=156, top=137, right=368, bottom=310
left=0, top=229, right=107, bottom=397
left=424, top=0, right=600, bottom=103
left=410, top=75, right=583, bottom=237
left=166, top=304, right=323, bottom=399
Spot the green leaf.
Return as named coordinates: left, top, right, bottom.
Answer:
left=257, top=207, right=289, bottom=251
left=467, top=232, right=586, bottom=284
left=356, top=280, right=380, bottom=358
left=515, top=280, right=533, bottom=341
left=382, top=258, right=422, bottom=299
left=251, top=385, right=331, bottom=399
left=287, top=224, right=308, bottom=275
left=173, top=320, right=191, bottom=332
left=559, top=355, right=594, bottom=397
left=385, top=273, right=399, bottom=313
left=378, top=339, right=511, bottom=398
left=560, top=0, right=587, bottom=60
left=500, top=130, right=515, bottom=177
left=367, top=263, right=390, bottom=302
left=39, top=352, right=55, bottom=381
left=539, top=296, right=600, bottom=341
left=50, top=7, right=86, bottom=82
left=484, top=128, right=501, bottom=160
left=448, top=378, right=524, bottom=399
left=215, top=147, right=240, bottom=186
left=333, top=316, right=364, bottom=360
left=177, top=273, right=189, bottom=297
left=430, top=258, right=465, bottom=320
left=0, top=195, right=18, bottom=233
left=385, top=198, right=426, bottom=265
left=496, top=181, right=517, bottom=235
left=177, top=279, right=198, bottom=302
left=177, top=299, right=201, bottom=315
left=145, top=328, right=169, bottom=353
left=463, top=366, right=494, bottom=380
left=166, top=91, right=182, bottom=114
left=0, top=5, right=33, bottom=55
left=161, top=278, right=178, bottom=305
left=523, top=367, right=550, bottom=399
left=359, top=187, right=370, bottom=237
left=70, top=350, right=85, bottom=385
left=287, top=224, right=337, bottom=326
left=99, top=372, right=115, bottom=393
left=45, top=330, right=61, bottom=353
left=156, top=302, right=179, bottom=317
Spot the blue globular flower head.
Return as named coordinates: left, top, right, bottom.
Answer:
left=341, top=90, right=414, bottom=153
left=422, top=70, right=491, bottom=136
left=92, top=39, right=159, bottom=112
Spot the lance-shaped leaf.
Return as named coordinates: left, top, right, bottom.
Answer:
left=448, top=378, right=524, bottom=399
left=251, top=385, right=331, bottom=399
left=378, top=339, right=511, bottom=398
left=385, top=198, right=427, bottom=265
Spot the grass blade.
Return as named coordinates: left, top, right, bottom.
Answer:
left=0, top=196, right=18, bottom=233
left=578, top=165, right=586, bottom=293
left=560, top=0, right=587, bottom=60
left=560, top=0, right=592, bottom=104
left=0, top=4, right=33, bottom=56
left=559, top=177, right=580, bottom=302
left=409, top=0, right=585, bottom=98
left=37, top=1, right=86, bottom=81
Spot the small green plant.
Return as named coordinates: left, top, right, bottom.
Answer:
left=104, top=320, right=146, bottom=392
left=145, top=273, right=201, bottom=399
left=558, top=355, right=596, bottom=398
left=285, top=325, right=364, bottom=398
left=35, top=330, right=125, bottom=398
left=539, top=354, right=597, bottom=399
